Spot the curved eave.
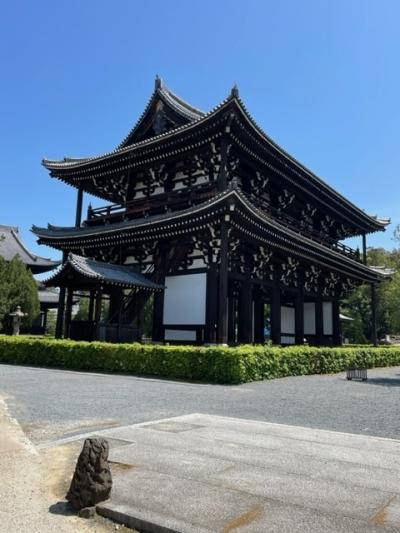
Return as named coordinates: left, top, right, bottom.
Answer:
left=41, top=91, right=387, bottom=233
left=27, top=260, right=61, bottom=275
left=41, top=95, right=232, bottom=171
left=32, top=189, right=383, bottom=283
left=45, top=253, right=163, bottom=291
left=227, top=98, right=389, bottom=233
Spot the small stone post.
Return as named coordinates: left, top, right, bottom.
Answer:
left=66, top=437, right=112, bottom=510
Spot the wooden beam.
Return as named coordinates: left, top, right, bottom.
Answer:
left=294, top=285, right=304, bottom=345
left=205, top=264, right=218, bottom=343
left=270, top=264, right=281, bottom=345
left=315, top=293, right=324, bottom=345
left=55, top=287, right=66, bottom=339
left=253, top=286, right=265, bottom=344
left=217, top=220, right=229, bottom=344
left=75, top=185, right=84, bottom=228
left=152, top=245, right=167, bottom=342
left=362, top=233, right=367, bottom=265
left=64, top=289, right=73, bottom=339
left=238, top=276, right=253, bottom=343
left=332, top=298, right=341, bottom=346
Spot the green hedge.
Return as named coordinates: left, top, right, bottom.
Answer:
left=1, top=336, right=400, bottom=384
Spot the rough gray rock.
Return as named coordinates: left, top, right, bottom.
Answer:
left=66, top=438, right=112, bottom=510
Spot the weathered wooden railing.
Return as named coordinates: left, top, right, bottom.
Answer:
left=86, top=183, right=217, bottom=226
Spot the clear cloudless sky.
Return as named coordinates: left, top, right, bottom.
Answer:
left=1, top=0, right=399, bottom=262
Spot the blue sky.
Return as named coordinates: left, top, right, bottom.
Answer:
left=1, top=0, right=399, bottom=262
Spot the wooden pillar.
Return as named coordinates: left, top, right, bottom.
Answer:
left=75, top=185, right=84, bottom=228
left=294, top=285, right=304, bottom=345
left=253, top=286, right=265, bottom=344
left=152, top=246, right=167, bottom=342
left=238, top=276, right=253, bottom=343
left=94, top=287, right=103, bottom=341
left=88, top=290, right=95, bottom=321
left=42, top=308, right=48, bottom=333
left=332, top=298, right=341, bottom=345
left=217, top=220, right=229, bottom=344
left=205, top=264, right=218, bottom=343
left=55, top=287, right=66, bottom=338
left=227, top=293, right=236, bottom=344
left=64, top=289, right=73, bottom=338
left=315, top=293, right=324, bottom=345
left=55, top=251, right=68, bottom=339
left=362, top=233, right=367, bottom=265
left=108, top=288, right=123, bottom=324
left=371, top=283, right=378, bottom=346
left=270, top=264, right=281, bottom=345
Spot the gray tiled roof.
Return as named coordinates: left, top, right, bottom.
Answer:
left=0, top=224, right=60, bottom=274
left=47, top=253, right=163, bottom=291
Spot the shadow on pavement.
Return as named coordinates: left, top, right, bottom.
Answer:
left=362, top=377, right=400, bottom=387
left=48, top=501, right=75, bottom=516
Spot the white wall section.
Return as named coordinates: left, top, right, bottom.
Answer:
left=323, top=301, right=333, bottom=335
left=304, top=302, right=316, bottom=335
left=281, top=306, right=295, bottom=334
left=163, top=273, right=207, bottom=325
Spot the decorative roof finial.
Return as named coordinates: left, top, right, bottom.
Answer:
left=231, top=84, right=239, bottom=98
left=155, top=75, right=163, bottom=90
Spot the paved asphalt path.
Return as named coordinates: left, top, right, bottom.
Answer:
left=0, top=364, right=399, bottom=444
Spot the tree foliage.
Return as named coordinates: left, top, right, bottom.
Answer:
left=341, top=246, right=400, bottom=343
left=0, top=256, right=40, bottom=331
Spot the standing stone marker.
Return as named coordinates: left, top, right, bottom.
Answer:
left=66, top=437, right=112, bottom=510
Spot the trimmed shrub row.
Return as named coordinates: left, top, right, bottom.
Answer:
left=1, top=336, right=400, bottom=384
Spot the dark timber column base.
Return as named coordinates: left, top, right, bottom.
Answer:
left=217, top=220, right=229, bottom=344
left=94, top=287, right=103, bottom=341
left=152, top=246, right=167, bottom=342
left=205, top=265, right=218, bottom=343
left=55, top=287, right=66, bottom=339
left=253, top=287, right=265, bottom=344
left=315, top=294, right=324, bottom=346
left=64, top=289, right=74, bottom=339
left=271, top=264, right=281, bottom=345
left=332, top=299, right=341, bottom=345
left=227, top=291, right=236, bottom=344
left=238, top=276, right=253, bottom=344
left=294, top=285, right=304, bottom=345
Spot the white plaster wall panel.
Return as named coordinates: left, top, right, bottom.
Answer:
left=304, top=302, right=316, bottom=335
left=281, top=306, right=295, bottom=334
left=281, top=335, right=295, bottom=345
left=163, top=273, right=207, bottom=325
left=165, top=330, right=197, bottom=341
left=323, top=301, right=333, bottom=335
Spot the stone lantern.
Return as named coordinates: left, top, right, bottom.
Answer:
left=9, top=306, right=27, bottom=336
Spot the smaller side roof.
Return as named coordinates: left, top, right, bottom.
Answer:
left=45, top=253, right=164, bottom=291
left=0, top=224, right=60, bottom=274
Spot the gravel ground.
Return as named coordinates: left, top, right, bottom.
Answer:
left=0, top=395, right=131, bottom=533
left=0, top=364, right=399, bottom=444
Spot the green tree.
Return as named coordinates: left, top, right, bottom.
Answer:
left=341, top=245, right=400, bottom=342
left=0, top=256, right=40, bottom=332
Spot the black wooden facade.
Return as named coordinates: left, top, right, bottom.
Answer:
left=33, top=78, right=390, bottom=345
